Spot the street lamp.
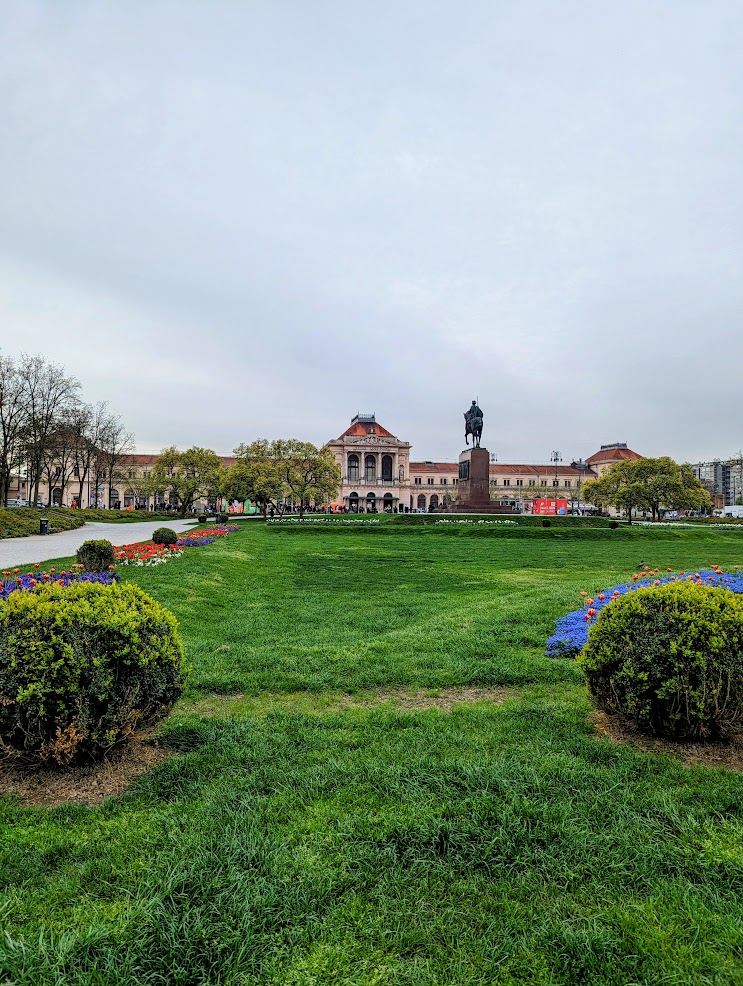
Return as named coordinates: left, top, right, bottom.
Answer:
left=551, top=450, right=562, bottom=492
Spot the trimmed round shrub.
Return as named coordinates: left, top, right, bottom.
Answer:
left=0, top=582, right=188, bottom=764
left=152, top=527, right=178, bottom=545
left=76, top=538, right=115, bottom=572
left=608, top=520, right=619, bottom=529
left=541, top=518, right=551, bottom=527
left=578, top=581, right=743, bottom=739
left=197, top=514, right=207, bottom=523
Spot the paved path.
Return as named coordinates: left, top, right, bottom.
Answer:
left=0, top=519, right=198, bottom=569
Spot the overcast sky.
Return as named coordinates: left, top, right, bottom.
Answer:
left=1, top=1, right=742, bottom=463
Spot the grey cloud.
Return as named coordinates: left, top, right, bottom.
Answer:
left=1, top=0, right=742, bottom=463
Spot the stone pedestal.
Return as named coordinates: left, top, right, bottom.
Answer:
left=449, top=447, right=516, bottom=514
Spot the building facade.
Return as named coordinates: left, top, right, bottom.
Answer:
left=328, top=415, right=641, bottom=513
left=693, top=458, right=743, bottom=508
left=25, top=414, right=643, bottom=513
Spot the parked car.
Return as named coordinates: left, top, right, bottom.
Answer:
left=6, top=498, right=28, bottom=507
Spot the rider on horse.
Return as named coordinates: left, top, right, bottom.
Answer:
left=464, top=400, right=484, bottom=448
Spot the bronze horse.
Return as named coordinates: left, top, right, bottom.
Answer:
left=465, top=413, right=483, bottom=448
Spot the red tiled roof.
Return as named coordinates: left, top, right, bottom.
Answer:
left=585, top=447, right=641, bottom=464
left=336, top=421, right=398, bottom=440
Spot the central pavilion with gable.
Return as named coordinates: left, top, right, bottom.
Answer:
left=327, top=413, right=411, bottom=512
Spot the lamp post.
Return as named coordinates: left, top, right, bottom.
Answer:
left=551, top=450, right=562, bottom=493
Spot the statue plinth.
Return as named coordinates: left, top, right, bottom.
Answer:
left=449, top=447, right=516, bottom=514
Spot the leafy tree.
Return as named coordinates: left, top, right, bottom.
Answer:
left=276, top=440, right=341, bottom=518
left=581, top=461, right=643, bottom=524
left=228, top=440, right=289, bottom=516
left=582, top=457, right=710, bottom=523
left=151, top=446, right=223, bottom=517
left=228, top=439, right=341, bottom=517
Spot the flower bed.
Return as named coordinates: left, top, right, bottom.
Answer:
left=547, top=564, right=743, bottom=658
left=267, top=518, right=381, bottom=526
left=114, top=543, right=184, bottom=566
left=115, top=525, right=238, bottom=564
left=435, top=519, right=518, bottom=526
left=0, top=564, right=119, bottom=600
left=177, top=524, right=238, bottom=545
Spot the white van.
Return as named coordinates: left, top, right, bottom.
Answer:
left=722, top=505, right=743, bottom=519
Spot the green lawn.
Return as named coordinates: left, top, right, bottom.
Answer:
left=1, top=523, right=743, bottom=985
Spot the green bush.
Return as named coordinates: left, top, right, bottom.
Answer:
left=152, top=527, right=178, bottom=545
left=0, top=582, right=187, bottom=764
left=608, top=520, right=619, bottom=529
left=198, top=514, right=207, bottom=523
left=578, top=581, right=743, bottom=739
left=541, top=518, right=551, bottom=527
left=76, top=538, right=115, bottom=572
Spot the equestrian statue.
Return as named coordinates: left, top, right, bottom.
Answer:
left=464, top=400, right=483, bottom=448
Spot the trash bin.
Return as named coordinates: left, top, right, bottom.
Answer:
left=39, top=517, right=49, bottom=535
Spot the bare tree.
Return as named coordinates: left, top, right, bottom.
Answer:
left=99, top=412, right=135, bottom=508
left=17, top=355, right=80, bottom=506
left=71, top=402, right=108, bottom=509
left=0, top=356, right=28, bottom=506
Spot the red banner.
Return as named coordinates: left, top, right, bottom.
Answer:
left=531, top=499, right=569, bottom=516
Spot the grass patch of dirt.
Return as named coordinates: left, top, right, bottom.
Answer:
left=0, top=735, right=174, bottom=807
left=184, top=686, right=518, bottom=718
left=592, top=709, right=743, bottom=771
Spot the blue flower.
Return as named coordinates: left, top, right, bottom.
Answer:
left=546, top=571, right=743, bottom=658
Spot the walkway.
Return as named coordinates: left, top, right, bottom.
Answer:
left=0, top=519, right=198, bottom=569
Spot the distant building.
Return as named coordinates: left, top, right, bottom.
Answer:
left=585, top=442, right=642, bottom=477
left=27, top=412, right=644, bottom=513
left=328, top=414, right=642, bottom=513
left=693, top=458, right=743, bottom=507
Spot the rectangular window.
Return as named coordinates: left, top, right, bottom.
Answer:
left=503, top=479, right=510, bottom=486
left=553, top=480, right=559, bottom=487
left=414, top=477, right=421, bottom=485
left=528, top=480, right=536, bottom=487
left=440, top=478, right=447, bottom=485
left=516, top=479, right=523, bottom=487
left=427, top=478, right=434, bottom=485
left=453, top=478, right=458, bottom=485
left=73, top=467, right=80, bottom=478
left=565, top=480, right=571, bottom=488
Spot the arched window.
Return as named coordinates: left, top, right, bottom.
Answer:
left=366, top=491, right=376, bottom=513
left=349, top=491, right=359, bottom=513
left=381, top=455, right=393, bottom=482
left=348, top=453, right=359, bottom=482
left=417, top=493, right=426, bottom=509
left=383, top=492, right=393, bottom=512
left=364, top=455, right=376, bottom=482
left=51, top=487, right=62, bottom=506
left=430, top=494, right=439, bottom=509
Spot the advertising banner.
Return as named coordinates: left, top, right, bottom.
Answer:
left=531, top=499, right=569, bottom=516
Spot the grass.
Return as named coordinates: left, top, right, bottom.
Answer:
left=1, top=523, right=743, bottom=984
left=0, top=507, right=182, bottom=540
left=0, top=507, right=85, bottom=539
